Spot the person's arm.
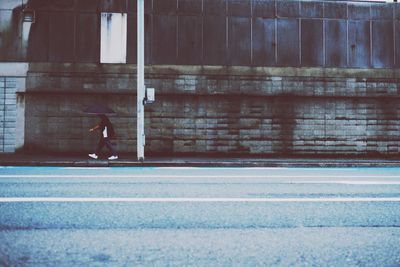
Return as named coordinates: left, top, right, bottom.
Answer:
left=89, top=125, right=100, bottom=132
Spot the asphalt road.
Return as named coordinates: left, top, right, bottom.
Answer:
left=0, top=167, right=400, bottom=266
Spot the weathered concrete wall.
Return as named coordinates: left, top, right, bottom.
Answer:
left=24, top=63, right=400, bottom=156
left=0, top=1, right=28, bottom=61
left=0, top=63, right=28, bottom=152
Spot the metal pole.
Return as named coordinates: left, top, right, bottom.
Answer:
left=137, top=0, right=145, bottom=161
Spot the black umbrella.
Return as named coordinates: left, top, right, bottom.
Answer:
left=84, top=104, right=116, bottom=115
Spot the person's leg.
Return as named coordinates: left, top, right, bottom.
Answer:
left=104, top=138, right=116, bottom=156
left=89, top=138, right=105, bottom=159
left=95, top=138, right=105, bottom=155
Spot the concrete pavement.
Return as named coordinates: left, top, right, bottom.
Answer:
left=1, top=153, right=400, bottom=167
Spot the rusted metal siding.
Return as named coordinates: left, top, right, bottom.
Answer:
left=324, top=2, right=347, bottom=19
left=178, top=15, right=202, bottom=65
left=153, top=15, right=177, bottom=64
left=300, top=1, right=323, bottom=18
left=203, top=15, right=227, bottom=65
left=1, top=0, right=399, bottom=69
left=372, top=20, right=394, bottom=68
left=252, top=17, right=275, bottom=66
left=325, top=20, right=347, bottom=67
left=228, top=17, right=251, bottom=66
left=253, top=0, right=274, bottom=18
left=348, top=20, right=371, bottom=68
left=49, top=12, right=75, bottom=62
left=277, top=18, right=300, bottom=66
left=277, top=1, right=299, bottom=18
left=301, top=19, right=323, bottom=67
left=27, top=10, right=50, bottom=61
left=76, top=13, right=99, bottom=63
left=396, top=20, right=400, bottom=68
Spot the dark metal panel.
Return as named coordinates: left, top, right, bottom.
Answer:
left=396, top=21, right=400, bottom=68
left=277, top=18, right=299, bottom=66
left=204, top=0, right=226, bottom=16
left=301, top=19, right=323, bottom=66
left=177, top=15, right=202, bottom=65
left=203, top=16, right=226, bottom=65
left=396, top=4, right=400, bottom=20
left=370, top=3, right=393, bottom=20
left=253, top=0, right=275, bottom=19
left=76, top=0, right=99, bottom=12
left=348, top=20, right=371, bottom=68
left=372, top=20, right=393, bottom=68
left=127, top=14, right=152, bottom=64
left=252, top=18, right=275, bottom=66
left=127, top=0, right=152, bottom=14
left=325, top=20, right=347, bottom=67
left=99, top=0, right=127, bottom=13
left=178, top=0, right=202, bottom=16
left=49, top=12, right=75, bottom=62
left=153, top=15, right=177, bottom=64
left=50, top=0, right=75, bottom=9
left=324, top=2, right=347, bottom=19
left=228, top=17, right=251, bottom=65
left=228, top=0, right=251, bottom=17
left=154, top=0, right=177, bottom=15
left=277, top=1, right=299, bottom=18
left=127, top=0, right=137, bottom=13
left=27, top=0, right=51, bottom=9
left=348, top=3, right=370, bottom=20
left=28, top=10, right=49, bottom=62
left=127, top=13, right=137, bottom=64
left=76, top=13, right=99, bottom=63
left=28, top=0, right=75, bottom=10
left=300, top=1, right=323, bottom=18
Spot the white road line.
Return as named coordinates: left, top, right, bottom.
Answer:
left=1, top=197, right=400, bottom=203
left=1, top=176, right=400, bottom=185
left=1, top=175, right=400, bottom=179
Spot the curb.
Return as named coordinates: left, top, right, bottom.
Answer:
left=2, top=159, right=400, bottom=168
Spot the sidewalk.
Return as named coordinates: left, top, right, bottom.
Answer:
left=1, top=153, right=400, bottom=167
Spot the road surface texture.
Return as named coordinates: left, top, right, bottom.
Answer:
left=0, top=167, right=400, bottom=266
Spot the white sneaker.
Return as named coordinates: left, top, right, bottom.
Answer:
left=108, top=155, right=118, bottom=160
left=88, top=153, right=98, bottom=159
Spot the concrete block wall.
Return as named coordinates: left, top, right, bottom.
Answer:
left=0, top=63, right=28, bottom=153
left=24, top=63, right=400, bottom=156
left=24, top=93, right=136, bottom=154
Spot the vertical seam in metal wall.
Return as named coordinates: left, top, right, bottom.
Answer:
left=47, top=13, right=50, bottom=61
left=226, top=0, right=228, bottom=66
left=323, top=2, right=326, bottom=67
left=299, top=18, right=302, bottom=66
left=201, top=0, right=204, bottom=65
left=2, top=78, right=5, bottom=152
left=275, top=0, right=277, bottom=65
left=393, top=4, right=396, bottom=67
left=176, top=0, right=178, bottom=64
left=298, top=0, right=301, bottom=66
left=275, top=18, right=277, bottom=66
left=250, top=0, right=253, bottom=66
left=150, top=0, right=154, bottom=64
left=370, top=5, right=372, bottom=67
left=73, top=11, right=77, bottom=63
left=346, top=3, right=349, bottom=67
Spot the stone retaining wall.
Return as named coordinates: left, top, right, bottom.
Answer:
left=23, top=63, right=400, bottom=156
